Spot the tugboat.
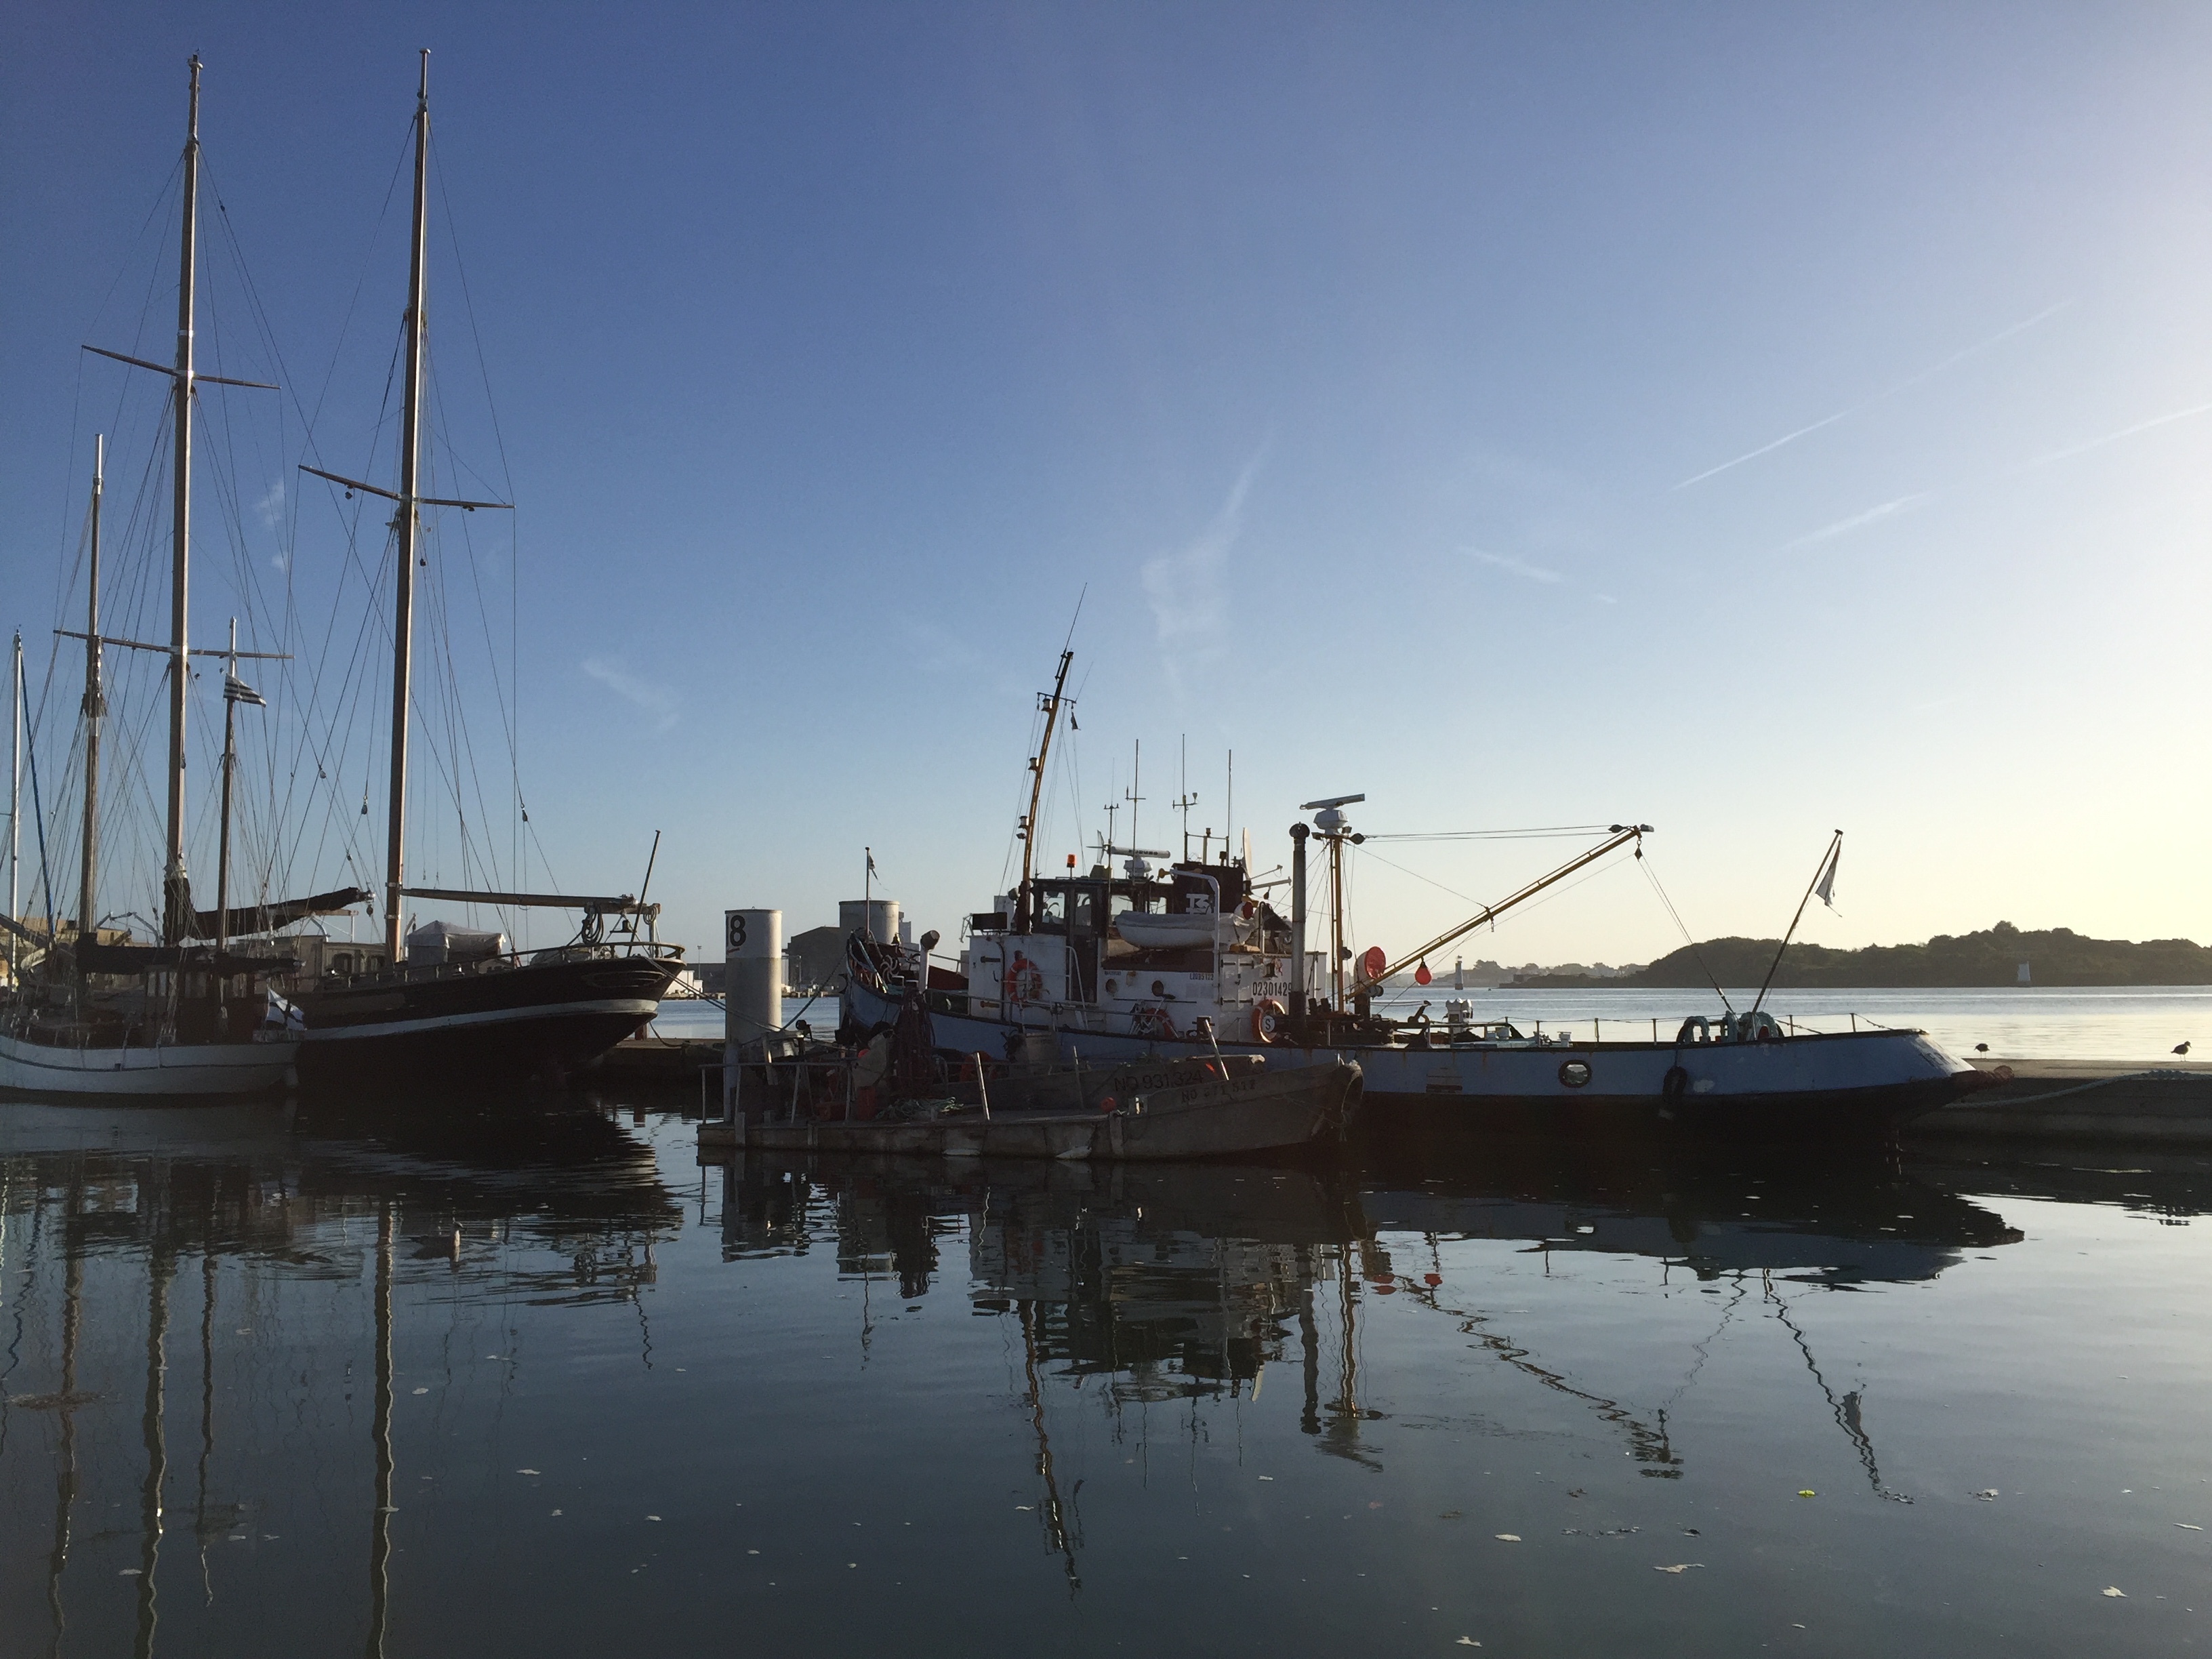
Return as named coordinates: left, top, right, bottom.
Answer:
left=289, top=55, right=680, bottom=1088
left=842, top=655, right=1984, bottom=1141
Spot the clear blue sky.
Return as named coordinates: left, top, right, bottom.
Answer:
left=6, top=3, right=2210, bottom=967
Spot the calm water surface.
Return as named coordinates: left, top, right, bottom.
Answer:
left=1, top=1097, right=2207, bottom=1656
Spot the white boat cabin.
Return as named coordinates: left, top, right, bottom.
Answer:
left=957, top=858, right=1296, bottom=1043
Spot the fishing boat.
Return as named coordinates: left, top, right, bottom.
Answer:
left=840, top=655, right=1984, bottom=1142
left=287, top=54, right=680, bottom=1088
left=1, top=62, right=354, bottom=1099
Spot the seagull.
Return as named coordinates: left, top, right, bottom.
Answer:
left=1974, top=1042, right=1989, bottom=1053
left=2175, top=1042, right=2192, bottom=1057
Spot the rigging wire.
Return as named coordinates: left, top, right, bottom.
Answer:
left=1637, top=849, right=1734, bottom=1012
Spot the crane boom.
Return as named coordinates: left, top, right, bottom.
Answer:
left=1354, top=824, right=1649, bottom=992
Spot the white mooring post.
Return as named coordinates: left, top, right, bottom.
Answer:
left=725, top=908, right=782, bottom=1117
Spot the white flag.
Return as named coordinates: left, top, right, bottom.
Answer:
left=1814, top=841, right=1841, bottom=909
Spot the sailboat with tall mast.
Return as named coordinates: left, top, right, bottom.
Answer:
left=291, top=53, right=680, bottom=1088
left=0, top=59, right=339, bottom=1097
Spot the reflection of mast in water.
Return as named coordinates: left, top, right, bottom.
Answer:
left=367, top=1200, right=395, bottom=1657
left=1302, top=1241, right=1380, bottom=1469
left=1016, top=1300, right=1082, bottom=1594
left=196, top=1246, right=217, bottom=1600
left=46, top=1201, right=84, bottom=1658
left=1399, top=1261, right=1681, bottom=1475
left=1296, top=1250, right=1322, bottom=1438
left=1765, top=1277, right=1911, bottom=1503
left=136, top=1231, right=173, bottom=1659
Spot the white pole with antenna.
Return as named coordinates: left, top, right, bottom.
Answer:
left=1124, top=740, right=1143, bottom=873
left=8, top=630, right=19, bottom=973
left=1173, top=734, right=1198, bottom=861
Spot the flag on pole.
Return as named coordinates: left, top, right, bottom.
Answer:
left=1814, top=839, right=1841, bottom=909
left=224, top=673, right=264, bottom=707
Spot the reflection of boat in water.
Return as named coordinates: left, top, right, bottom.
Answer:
left=0, top=1090, right=679, bottom=1653
left=725, top=1141, right=2025, bottom=1531
left=1905, top=1149, right=2212, bottom=1221
left=1359, top=1141, right=2024, bottom=1286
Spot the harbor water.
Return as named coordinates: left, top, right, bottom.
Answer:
left=1, top=1094, right=2207, bottom=1656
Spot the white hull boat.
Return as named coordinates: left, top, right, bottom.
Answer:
left=844, top=970, right=1973, bottom=1140
left=0, top=1029, right=297, bottom=1097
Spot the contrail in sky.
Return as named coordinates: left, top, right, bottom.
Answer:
left=1672, top=411, right=1849, bottom=490
left=1784, top=493, right=1928, bottom=548
left=1772, top=392, right=2211, bottom=552
left=2027, top=401, right=2212, bottom=468
left=1467, top=548, right=1563, bottom=583
left=1673, top=302, right=2068, bottom=491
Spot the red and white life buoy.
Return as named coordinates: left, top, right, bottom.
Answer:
left=1252, top=998, right=1290, bottom=1046
left=1001, top=962, right=1044, bottom=1007
left=1132, top=1004, right=1177, bottom=1040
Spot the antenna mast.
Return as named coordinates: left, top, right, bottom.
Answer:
left=1172, top=734, right=1197, bottom=860
left=8, top=631, right=20, bottom=976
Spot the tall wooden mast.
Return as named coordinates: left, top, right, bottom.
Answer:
left=161, top=58, right=201, bottom=945
left=77, top=437, right=104, bottom=968
left=385, top=48, right=431, bottom=962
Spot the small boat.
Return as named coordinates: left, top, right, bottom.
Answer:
left=705, top=1053, right=1363, bottom=1162
left=1111, top=909, right=1229, bottom=950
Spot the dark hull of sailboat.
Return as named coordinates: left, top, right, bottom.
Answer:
left=294, top=952, right=678, bottom=1091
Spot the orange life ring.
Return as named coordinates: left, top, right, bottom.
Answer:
left=1252, top=998, right=1290, bottom=1046
left=1133, top=1004, right=1176, bottom=1040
